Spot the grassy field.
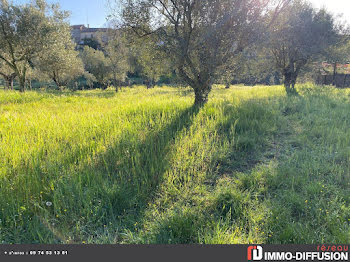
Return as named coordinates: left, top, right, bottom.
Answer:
left=0, top=84, right=349, bottom=244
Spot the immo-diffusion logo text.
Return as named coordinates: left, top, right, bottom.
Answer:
left=247, top=246, right=263, bottom=261
left=247, top=246, right=349, bottom=261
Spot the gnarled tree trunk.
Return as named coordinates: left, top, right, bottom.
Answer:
left=194, top=84, right=212, bottom=106
left=283, top=64, right=298, bottom=95
left=18, top=73, right=26, bottom=93
left=146, top=79, right=155, bottom=89
left=53, top=78, right=61, bottom=90
left=53, top=71, right=61, bottom=90
left=1, top=73, right=16, bottom=91
left=332, top=62, right=337, bottom=86
left=5, top=78, right=10, bottom=91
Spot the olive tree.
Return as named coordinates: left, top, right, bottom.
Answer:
left=269, top=0, right=339, bottom=94
left=0, top=60, right=16, bottom=90
left=104, top=31, right=130, bottom=91
left=130, top=35, right=172, bottom=89
left=220, top=46, right=279, bottom=87
left=80, top=46, right=113, bottom=89
left=116, top=0, right=290, bottom=105
left=323, top=38, right=350, bottom=85
left=0, top=0, right=70, bottom=92
left=35, top=24, right=84, bottom=90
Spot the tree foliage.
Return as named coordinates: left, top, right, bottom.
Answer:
left=35, top=22, right=84, bottom=89
left=117, top=0, right=290, bottom=105
left=322, top=37, right=350, bottom=85
left=129, top=35, right=173, bottom=88
left=0, top=59, right=16, bottom=90
left=104, top=31, right=130, bottom=90
left=80, top=46, right=113, bottom=89
left=269, top=0, right=339, bottom=94
left=0, top=0, right=71, bottom=92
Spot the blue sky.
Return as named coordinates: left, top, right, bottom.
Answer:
left=14, top=0, right=109, bottom=28
left=11, top=0, right=350, bottom=28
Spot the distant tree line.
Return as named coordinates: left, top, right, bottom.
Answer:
left=114, top=0, right=350, bottom=103
left=0, top=0, right=349, bottom=105
left=0, top=0, right=129, bottom=92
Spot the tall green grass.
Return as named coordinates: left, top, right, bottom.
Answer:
left=0, top=84, right=349, bottom=244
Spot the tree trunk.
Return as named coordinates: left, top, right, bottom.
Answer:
left=146, top=80, right=152, bottom=89
left=53, top=78, right=61, bottom=90
left=194, top=84, right=211, bottom=106
left=284, top=70, right=292, bottom=94
left=2, top=74, right=14, bottom=91
left=332, top=62, right=337, bottom=86
left=18, top=75, right=26, bottom=93
left=15, top=66, right=27, bottom=93
left=146, top=78, right=156, bottom=89
left=225, top=83, right=230, bottom=89
left=283, top=67, right=298, bottom=95
left=115, top=80, right=120, bottom=92
left=5, top=78, right=11, bottom=91
left=291, top=74, right=297, bottom=91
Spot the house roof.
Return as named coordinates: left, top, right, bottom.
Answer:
left=81, top=28, right=108, bottom=33
left=71, top=25, right=108, bottom=33
left=72, top=25, right=86, bottom=30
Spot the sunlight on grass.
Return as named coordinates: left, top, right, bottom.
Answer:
left=0, top=84, right=349, bottom=244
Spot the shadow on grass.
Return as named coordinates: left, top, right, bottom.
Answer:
left=97, top=104, right=201, bottom=216
left=214, top=98, right=282, bottom=176
left=130, top=97, right=288, bottom=244
left=20, top=104, right=202, bottom=243
left=55, top=91, right=350, bottom=244
left=6, top=88, right=350, bottom=244
left=136, top=91, right=350, bottom=244
left=212, top=92, right=350, bottom=244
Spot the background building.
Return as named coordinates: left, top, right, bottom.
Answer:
left=71, top=25, right=109, bottom=45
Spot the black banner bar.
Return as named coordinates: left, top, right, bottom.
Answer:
left=0, top=244, right=348, bottom=262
